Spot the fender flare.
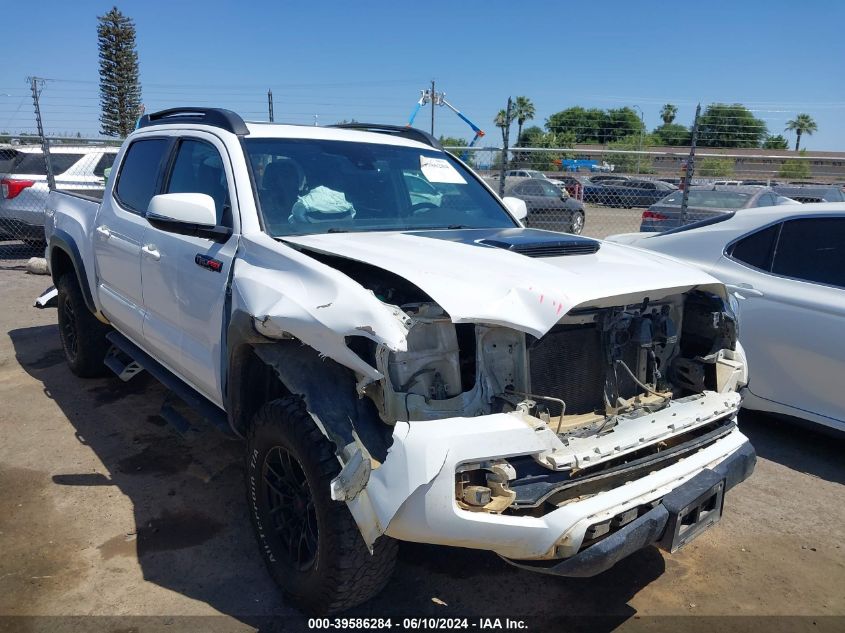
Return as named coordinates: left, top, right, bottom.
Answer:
left=49, top=229, right=97, bottom=315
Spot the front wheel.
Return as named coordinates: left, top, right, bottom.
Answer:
left=246, top=397, right=397, bottom=614
left=569, top=210, right=585, bottom=235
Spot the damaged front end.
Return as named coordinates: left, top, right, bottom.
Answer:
left=236, top=234, right=754, bottom=570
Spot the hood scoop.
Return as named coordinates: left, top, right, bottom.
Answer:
left=409, top=227, right=601, bottom=258
left=476, top=230, right=600, bottom=258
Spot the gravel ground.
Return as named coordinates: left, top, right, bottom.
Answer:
left=1, top=264, right=843, bottom=633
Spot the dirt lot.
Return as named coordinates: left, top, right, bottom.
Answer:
left=1, top=264, right=844, bottom=632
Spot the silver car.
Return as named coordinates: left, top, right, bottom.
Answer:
left=640, top=185, right=795, bottom=232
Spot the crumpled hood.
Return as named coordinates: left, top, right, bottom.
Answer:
left=283, top=228, right=722, bottom=338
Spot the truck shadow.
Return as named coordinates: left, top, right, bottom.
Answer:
left=11, top=323, right=681, bottom=631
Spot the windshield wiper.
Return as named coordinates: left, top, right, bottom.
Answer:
left=326, top=227, right=349, bottom=233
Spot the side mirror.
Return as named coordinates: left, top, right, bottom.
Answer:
left=146, top=193, right=231, bottom=241
left=502, top=196, right=528, bottom=221
left=147, top=193, right=218, bottom=227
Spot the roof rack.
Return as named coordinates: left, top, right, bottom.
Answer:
left=138, top=108, right=249, bottom=136
left=329, top=123, right=441, bottom=149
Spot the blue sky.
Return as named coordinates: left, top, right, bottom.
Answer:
left=3, top=0, right=845, bottom=149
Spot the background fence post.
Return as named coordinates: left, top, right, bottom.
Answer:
left=29, top=76, right=55, bottom=191
left=680, top=103, right=701, bottom=226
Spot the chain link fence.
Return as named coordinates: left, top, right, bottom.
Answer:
left=0, top=139, right=120, bottom=264
left=448, top=146, right=845, bottom=239
left=3, top=78, right=845, bottom=262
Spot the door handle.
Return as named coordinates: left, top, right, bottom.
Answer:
left=141, top=244, right=161, bottom=261
left=725, top=283, right=764, bottom=298
left=95, top=226, right=111, bottom=240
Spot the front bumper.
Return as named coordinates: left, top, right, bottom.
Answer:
left=502, top=439, right=755, bottom=576
left=346, top=394, right=751, bottom=561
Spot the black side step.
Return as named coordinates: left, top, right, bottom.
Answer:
left=105, top=331, right=235, bottom=437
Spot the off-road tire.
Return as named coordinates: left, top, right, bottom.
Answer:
left=246, top=397, right=397, bottom=614
left=56, top=272, right=111, bottom=377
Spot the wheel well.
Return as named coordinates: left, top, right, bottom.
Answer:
left=229, top=344, right=291, bottom=436
left=50, top=247, right=74, bottom=286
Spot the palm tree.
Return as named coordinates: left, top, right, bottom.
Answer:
left=513, top=96, right=535, bottom=147
left=785, top=113, right=818, bottom=151
left=494, top=109, right=509, bottom=146
left=660, top=104, right=678, bottom=125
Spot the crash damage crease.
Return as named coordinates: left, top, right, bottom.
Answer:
left=229, top=232, right=749, bottom=551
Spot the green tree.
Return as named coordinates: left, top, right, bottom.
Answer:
left=494, top=108, right=510, bottom=146
left=438, top=135, right=467, bottom=148
left=605, top=107, right=645, bottom=143
left=545, top=106, right=607, bottom=144
left=697, top=157, right=735, bottom=178
left=652, top=123, right=691, bottom=146
left=785, top=113, right=817, bottom=151
left=660, top=104, right=678, bottom=125
left=606, top=134, right=656, bottom=174
left=779, top=151, right=811, bottom=180
left=697, top=103, right=767, bottom=148
left=512, top=96, right=535, bottom=148
left=97, top=7, right=142, bottom=137
left=763, top=134, right=789, bottom=150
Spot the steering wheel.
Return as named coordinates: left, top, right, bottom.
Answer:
left=411, top=201, right=440, bottom=216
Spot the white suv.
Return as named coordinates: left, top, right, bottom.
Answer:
left=1, top=145, right=117, bottom=244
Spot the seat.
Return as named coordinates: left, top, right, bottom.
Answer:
left=261, top=160, right=302, bottom=224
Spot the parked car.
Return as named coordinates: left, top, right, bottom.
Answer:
left=504, top=176, right=586, bottom=234
left=39, top=108, right=754, bottom=614
left=0, top=145, right=117, bottom=244
left=771, top=185, right=845, bottom=203
left=585, top=179, right=678, bottom=208
left=640, top=185, right=796, bottom=232
left=588, top=174, right=630, bottom=184
left=505, top=169, right=549, bottom=180
left=607, top=204, right=845, bottom=433
left=550, top=174, right=591, bottom=198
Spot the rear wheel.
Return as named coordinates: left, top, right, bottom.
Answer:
left=569, top=210, right=585, bottom=234
left=56, top=272, right=111, bottom=377
left=246, top=397, right=397, bottom=614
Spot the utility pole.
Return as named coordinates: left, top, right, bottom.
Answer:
left=267, top=89, right=274, bottom=122
left=498, top=96, right=513, bottom=198
left=29, top=76, right=55, bottom=191
left=430, top=79, right=435, bottom=136
left=680, top=103, right=701, bottom=226
left=633, top=105, right=644, bottom=175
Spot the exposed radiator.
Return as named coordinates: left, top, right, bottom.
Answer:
left=527, top=323, right=642, bottom=416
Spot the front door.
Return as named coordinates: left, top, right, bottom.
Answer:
left=140, top=135, right=238, bottom=404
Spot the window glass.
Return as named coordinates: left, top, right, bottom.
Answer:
left=166, top=139, right=231, bottom=225
left=772, top=218, right=845, bottom=287
left=245, top=138, right=516, bottom=237
left=538, top=181, right=560, bottom=196
left=660, top=190, right=753, bottom=208
left=93, top=152, right=116, bottom=177
left=12, top=153, right=85, bottom=175
left=729, top=223, right=779, bottom=270
left=115, top=139, right=169, bottom=214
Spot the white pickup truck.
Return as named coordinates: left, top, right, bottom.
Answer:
left=39, top=108, right=755, bottom=614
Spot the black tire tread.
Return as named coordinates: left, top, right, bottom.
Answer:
left=56, top=272, right=111, bottom=378
left=247, top=397, right=397, bottom=614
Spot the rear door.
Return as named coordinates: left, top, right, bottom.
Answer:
left=720, top=216, right=845, bottom=425
left=94, top=138, right=169, bottom=341
left=140, top=133, right=238, bottom=403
